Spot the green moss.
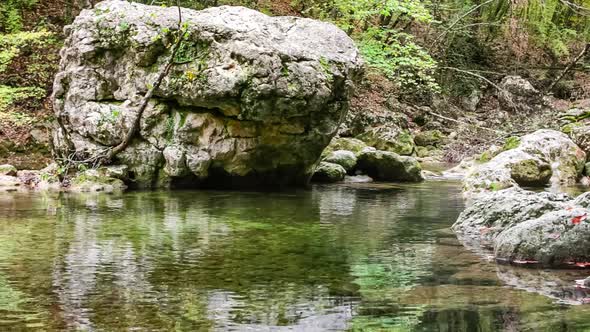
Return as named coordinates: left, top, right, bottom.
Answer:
left=488, top=182, right=502, bottom=191
left=477, top=151, right=492, bottom=163
left=502, top=136, right=521, bottom=151
left=319, top=56, right=333, bottom=81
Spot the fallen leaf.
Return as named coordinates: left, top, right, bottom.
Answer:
left=572, top=213, right=588, bottom=225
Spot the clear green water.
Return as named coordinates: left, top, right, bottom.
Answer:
left=1, top=181, right=589, bottom=331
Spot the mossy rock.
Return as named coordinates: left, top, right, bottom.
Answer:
left=322, top=137, right=367, bottom=157
left=311, top=162, right=346, bottom=183
left=510, top=159, right=552, bottom=187
left=70, top=170, right=127, bottom=192
left=357, top=150, right=423, bottom=182
left=0, top=164, right=17, bottom=176
left=357, top=128, right=415, bottom=156
left=414, top=130, right=444, bottom=147
left=324, top=150, right=357, bottom=173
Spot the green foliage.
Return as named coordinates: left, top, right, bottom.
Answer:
left=480, top=0, right=590, bottom=57
left=0, top=30, right=54, bottom=74
left=0, top=85, right=45, bottom=125
left=358, top=31, right=438, bottom=92
left=0, top=0, right=38, bottom=32
left=300, top=0, right=440, bottom=94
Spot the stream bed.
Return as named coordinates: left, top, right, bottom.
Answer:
left=1, top=181, right=589, bottom=331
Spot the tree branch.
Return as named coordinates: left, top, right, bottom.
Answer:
left=546, top=43, right=590, bottom=93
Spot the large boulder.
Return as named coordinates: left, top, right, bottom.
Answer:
left=499, top=76, right=546, bottom=112
left=452, top=188, right=570, bottom=245
left=463, top=130, right=585, bottom=195
left=52, top=0, right=363, bottom=188
left=357, top=149, right=423, bottom=182
left=453, top=187, right=590, bottom=267
left=494, top=208, right=590, bottom=266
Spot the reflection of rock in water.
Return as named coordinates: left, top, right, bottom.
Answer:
left=496, top=265, right=590, bottom=305
left=206, top=287, right=355, bottom=331
left=315, top=186, right=358, bottom=217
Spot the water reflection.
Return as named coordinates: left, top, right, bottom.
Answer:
left=0, top=182, right=589, bottom=331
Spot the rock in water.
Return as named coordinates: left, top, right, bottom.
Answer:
left=324, top=150, right=357, bottom=173
left=52, top=0, right=363, bottom=188
left=494, top=208, right=590, bottom=266
left=357, top=150, right=423, bottom=182
left=453, top=187, right=590, bottom=267
left=452, top=188, right=570, bottom=245
left=311, top=162, right=346, bottom=183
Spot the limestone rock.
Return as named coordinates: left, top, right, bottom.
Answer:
left=356, top=126, right=415, bottom=156
left=452, top=188, right=569, bottom=245
left=414, top=130, right=444, bottom=147
left=322, top=137, right=367, bottom=157
left=343, top=175, right=373, bottom=183
left=494, top=208, right=590, bottom=266
left=464, top=129, right=585, bottom=195
left=70, top=171, right=127, bottom=193
left=0, top=164, right=17, bottom=176
left=311, top=162, right=346, bottom=183
left=52, top=0, right=363, bottom=189
left=453, top=187, right=590, bottom=267
left=499, top=76, right=546, bottom=112
left=357, top=150, right=423, bottom=182
left=324, top=150, right=357, bottom=172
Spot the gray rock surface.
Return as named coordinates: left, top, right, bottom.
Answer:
left=52, top=0, right=363, bottom=188
left=311, top=162, right=346, bottom=183
left=0, top=164, right=17, bottom=176
left=494, top=208, right=590, bottom=265
left=453, top=187, right=590, bottom=267
left=324, top=150, right=357, bottom=172
left=499, top=76, right=546, bottom=112
left=463, top=130, right=585, bottom=195
left=357, top=150, right=423, bottom=182
left=452, top=188, right=570, bottom=245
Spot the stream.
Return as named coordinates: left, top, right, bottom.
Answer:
left=1, top=181, right=589, bottom=331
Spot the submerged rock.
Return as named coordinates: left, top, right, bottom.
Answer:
left=464, top=130, right=585, bottom=195
left=311, top=162, right=346, bottom=183
left=52, top=0, right=363, bottom=189
left=357, top=150, right=423, bottom=182
left=324, top=150, right=357, bottom=173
